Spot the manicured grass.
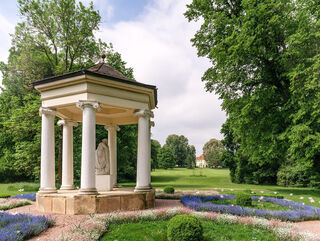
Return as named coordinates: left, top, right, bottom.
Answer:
left=102, top=220, right=277, bottom=241
left=210, top=199, right=290, bottom=211
left=0, top=182, right=39, bottom=196
left=119, top=168, right=320, bottom=208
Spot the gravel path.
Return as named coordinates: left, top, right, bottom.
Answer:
left=7, top=199, right=184, bottom=241
left=295, top=220, right=320, bottom=237
left=5, top=197, right=320, bottom=240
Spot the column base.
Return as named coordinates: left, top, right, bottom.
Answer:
left=113, top=183, right=118, bottom=188
left=60, top=185, right=74, bottom=190
left=38, top=187, right=57, bottom=194
left=78, top=188, right=98, bottom=195
left=134, top=185, right=152, bottom=192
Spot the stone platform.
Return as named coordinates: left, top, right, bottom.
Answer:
left=36, top=188, right=155, bottom=215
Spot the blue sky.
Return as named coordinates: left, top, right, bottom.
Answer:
left=0, top=0, right=226, bottom=154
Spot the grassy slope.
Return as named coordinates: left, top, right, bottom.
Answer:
left=102, top=220, right=277, bottom=241
left=120, top=168, right=320, bottom=207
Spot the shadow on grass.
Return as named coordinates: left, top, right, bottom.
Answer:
left=151, top=176, right=180, bottom=183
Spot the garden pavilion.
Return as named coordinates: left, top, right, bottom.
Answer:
left=31, top=57, right=157, bottom=214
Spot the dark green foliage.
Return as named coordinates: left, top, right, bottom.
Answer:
left=185, top=0, right=320, bottom=187
left=235, top=194, right=252, bottom=207
left=167, top=215, right=203, bottom=241
left=165, top=135, right=196, bottom=168
left=157, top=145, right=175, bottom=169
left=186, top=145, right=196, bottom=169
left=202, top=139, right=223, bottom=168
left=163, top=186, right=175, bottom=194
left=0, top=194, right=11, bottom=198
left=151, top=139, right=161, bottom=170
left=0, top=0, right=155, bottom=184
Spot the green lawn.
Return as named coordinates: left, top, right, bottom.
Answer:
left=0, top=182, right=39, bottom=196
left=1, top=168, right=320, bottom=208
left=119, top=168, right=320, bottom=208
left=102, top=220, right=277, bottom=241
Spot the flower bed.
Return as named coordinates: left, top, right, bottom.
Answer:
left=62, top=207, right=317, bottom=241
left=11, top=193, right=36, bottom=201
left=181, top=195, right=320, bottom=222
left=0, top=212, right=54, bottom=241
left=0, top=199, right=31, bottom=211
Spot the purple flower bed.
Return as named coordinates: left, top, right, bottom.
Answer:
left=181, top=194, right=320, bottom=222
left=0, top=212, right=54, bottom=241
left=11, top=193, right=36, bottom=201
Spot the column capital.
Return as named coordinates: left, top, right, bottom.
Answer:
left=134, top=109, right=154, bottom=118
left=104, top=124, right=120, bottom=132
left=57, top=119, right=78, bottom=127
left=76, top=100, right=101, bottom=111
left=39, top=107, right=56, bottom=117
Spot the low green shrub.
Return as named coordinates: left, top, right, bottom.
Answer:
left=235, top=193, right=252, bottom=206
left=167, top=215, right=203, bottom=241
left=163, top=186, right=175, bottom=194
left=244, top=189, right=255, bottom=194
left=0, top=194, right=11, bottom=198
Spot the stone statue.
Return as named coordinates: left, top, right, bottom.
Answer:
left=95, top=138, right=110, bottom=175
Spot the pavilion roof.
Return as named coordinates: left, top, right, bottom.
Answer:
left=31, top=62, right=157, bottom=106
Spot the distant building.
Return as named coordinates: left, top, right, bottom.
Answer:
left=196, top=154, right=208, bottom=168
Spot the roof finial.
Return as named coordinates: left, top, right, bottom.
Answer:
left=101, top=53, right=106, bottom=63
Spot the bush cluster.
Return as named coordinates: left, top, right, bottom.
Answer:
left=235, top=193, right=252, bottom=206
left=167, top=215, right=203, bottom=241
left=163, top=186, right=175, bottom=194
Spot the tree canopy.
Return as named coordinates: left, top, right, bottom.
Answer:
left=203, top=138, right=223, bottom=168
left=165, top=134, right=196, bottom=168
left=0, top=0, right=141, bottom=183
left=157, top=145, right=175, bottom=169
left=186, top=0, right=320, bottom=186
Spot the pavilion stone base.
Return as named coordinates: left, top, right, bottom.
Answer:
left=36, top=188, right=155, bottom=215
left=96, top=174, right=113, bottom=191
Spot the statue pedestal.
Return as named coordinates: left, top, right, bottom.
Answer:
left=96, top=175, right=113, bottom=191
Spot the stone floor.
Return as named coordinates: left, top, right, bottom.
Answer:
left=36, top=187, right=155, bottom=214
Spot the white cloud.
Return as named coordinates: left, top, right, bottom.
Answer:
left=0, top=13, right=15, bottom=63
left=0, top=13, right=16, bottom=86
left=79, top=0, right=114, bottom=21
left=97, top=0, right=226, bottom=154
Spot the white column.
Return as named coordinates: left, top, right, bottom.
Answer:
left=148, top=121, right=155, bottom=186
left=76, top=101, right=101, bottom=194
left=39, top=107, right=57, bottom=193
left=104, top=124, right=120, bottom=188
left=135, top=109, right=153, bottom=192
left=57, top=119, right=78, bottom=190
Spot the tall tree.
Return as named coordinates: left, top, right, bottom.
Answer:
left=165, top=134, right=189, bottom=167
left=185, top=0, right=320, bottom=186
left=151, top=139, right=161, bottom=170
left=203, top=139, right=223, bottom=168
left=157, top=145, right=175, bottom=169
left=186, top=145, right=196, bottom=169
left=0, top=0, right=138, bottom=183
